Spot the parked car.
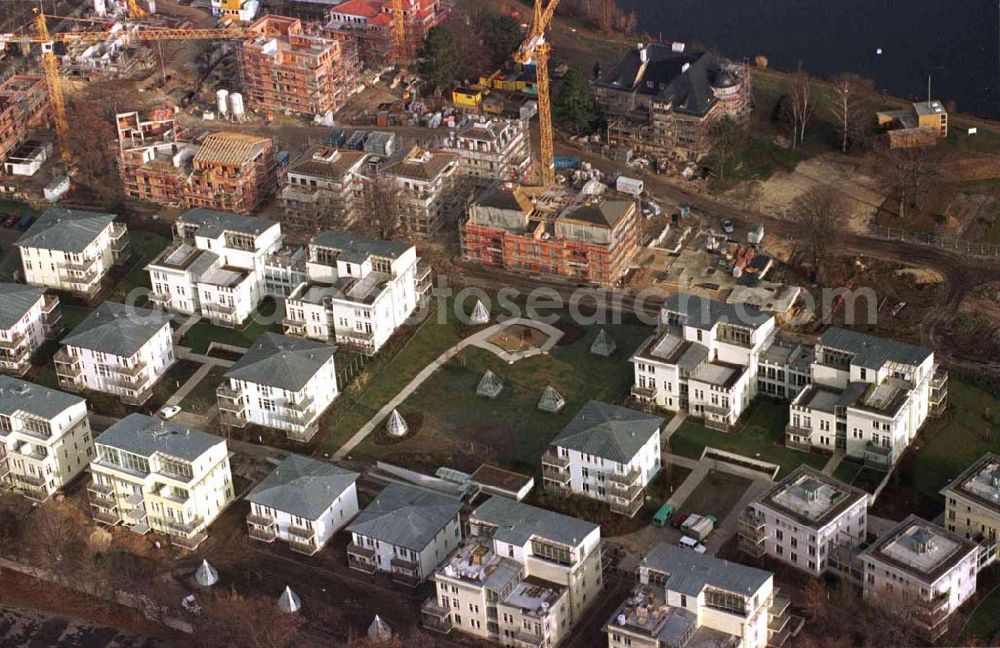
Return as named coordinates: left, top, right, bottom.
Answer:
left=2, top=213, right=19, bottom=228
left=16, top=215, right=34, bottom=231
left=679, top=536, right=707, bottom=553
left=157, top=405, right=182, bottom=419
left=721, top=218, right=734, bottom=234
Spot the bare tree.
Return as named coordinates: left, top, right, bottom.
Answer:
left=788, top=66, right=814, bottom=148
left=197, top=590, right=303, bottom=648
left=829, top=73, right=875, bottom=153
left=709, top=116, right=749, bottom=184
left=797, top=579, right=928, bottom=647
left=880, top=145, right=942, bottom=219
left=358, top=176, right=405, bottom=239
left=27, top=507, right=78, bottom=579
left=792, top=185, right=850, bottom=282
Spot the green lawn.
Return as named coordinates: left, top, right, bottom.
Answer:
left=669, top=399, right=828, bottom=478
left=962, top=575, right=1000, bottom=643
left=351, top=319, right=654, bottom=473
left=832, top=459, right=885, bottom=494
left=179, top=365, right=229, bottom=412
left=107, top=230, right=169, bottom=307
left=179, top=298, right=283, bottom=353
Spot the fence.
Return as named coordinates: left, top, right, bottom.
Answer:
left=873, top=226, right=1000, bottom=259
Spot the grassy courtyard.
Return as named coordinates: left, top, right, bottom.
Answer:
left=179, top=298, right=284, bottom=353
left=179, top=365, right=230, bottom=413
left=669, top=398, right=828, bottom=479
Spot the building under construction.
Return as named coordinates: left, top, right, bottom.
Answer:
left=443, top=117, right=531, bottom=185
left=116, top=109, right=196, bottom=204
left=381, top=145, right=460, bottom=236
left=323, top=0, right=448, bottom=64
left=0, top=76, right=50, bottom=165
left=461, top=182, right=640, bottom=285
left=279, top=145, right=369, bottom=231
left=239, top=15, right=359, bottom=118
left=594, top=43, right=751, bottom=162
left=185, top=131, right=277, bottom=213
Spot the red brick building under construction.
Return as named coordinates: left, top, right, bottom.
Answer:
left=324, top=0, right=447, bottom=64
left=0, top=76, right=50, bottom=163
left=461, top=182, right=640, bottom=285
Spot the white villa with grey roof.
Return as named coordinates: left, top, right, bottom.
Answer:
left=422, top=496, right=603, bottom=645
left=280, top=231, right=430, bottom=355
left=605, top=543, right=790, bottom=648
left=146, top=209, right=282, bottom=327
left=0, top=283, right=61, bottom=376
left=245, top=454, right=359, bottom=555
left=87, top=413, right=234, bottom=550
left=347, top=482, right=463, bottom=586
left=786, top=327, right=945, bottom=469
left=14, top=208, right=129, bottom=297
left=739, top=466, right=869, bottom=577
left=941, top=452, right=1000, bottom=562
left=0, top=376, right=94, bottom=501
left=542, top=400, right=664, bottom=517
left=631, top=293, right=776, bottom=432
left=858, top=515, right=982, bottom=641
left=217, top=332, right=338, bottom=442
left=55, top=302, right=175, bottom=405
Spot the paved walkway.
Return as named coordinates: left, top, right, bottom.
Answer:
left=173, top=313, right=201, bottom=340
left=333, top=318, right=566, bottom=460
left=163, top=361, right=216, bottom=407
left=705, top=479, right=771, bottom=555
left=469, top=318, right=564, bottom=363
left=822, top=450, right=845, bottom=476
left=660, top=412, right=687, bottom=442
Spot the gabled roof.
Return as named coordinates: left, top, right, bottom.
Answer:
left=287, top=146, right=367, bottom=180
left=0, top=375, right=84, bottom=420
left=817, top=327, right=932, bottom=370
left=347, top=483, right=462, bottom=552
left=96, top=413, right=224, bottom=461
left=15, top=208, right=116, bottom=253
left=470, top=496, right=598, bottom=548
left=194, top=131, right=271, bottom=166
left=661, top=292, right=772, bottom=331
left=552, top=400, right=663, bottom=464
left=0, top=283, right=45, bottom=329
left=246, top=455, right=359, bottom=520
left=225, top=333, right=336, bottom=392
left=179, top=209, right=277, bottom=238
left=61, top=302, right=171, bottom=357
left=558, top=200, right=633, bottom=228
left=643, top=543, right=771, bottom=597
left=311, top=231, right=411, bottom=261
left=382, top=145, right=457, bottom=181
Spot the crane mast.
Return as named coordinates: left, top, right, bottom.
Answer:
left=515, top=0, right=560, bottom=186
left=391, top=0, right=406, bottom=66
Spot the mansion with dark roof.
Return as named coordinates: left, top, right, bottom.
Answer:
left=595, top=42, right=751, bottom=159
left=461, top=181, right=640, bottom=285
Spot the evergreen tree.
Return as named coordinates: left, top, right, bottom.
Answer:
left=418, top=26, right=460, bottom=91
left=553, top=66, right=598, bottom=134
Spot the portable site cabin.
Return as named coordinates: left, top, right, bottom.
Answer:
left=452, top=86, right=483, bottom=109
left=653, top=503, right=674, bottom=527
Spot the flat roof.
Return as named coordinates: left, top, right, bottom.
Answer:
left=688, top=361, right=743, bottom=389
left=661, top=292, right=772, bottom=331
left=470, top=464, right=533, bottom=498
left=756, top=466, right=869, bottom=529
left=940, top=453, right=1000, bottom=516
left=436, top=541, right=521, bottom=592
left=503, top=576, right=565, bottom=619
left=632, top=331, right=709, bottom=370
left=859, top=515, right=979, bottom=584
left=818, top=327, right=931, bottom=370
left=794, top=382, right=866, bottom=414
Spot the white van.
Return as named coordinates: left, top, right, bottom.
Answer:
left=679, top=536, right=707, bottom=554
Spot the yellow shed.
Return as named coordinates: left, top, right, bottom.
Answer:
left=452, top=86, right=482, bottom=109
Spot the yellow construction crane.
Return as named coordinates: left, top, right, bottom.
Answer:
left=1, top=11, right=247, bottom=161
left=391, top=0, right=406, bottom=66
left=126, top=0, right=148, bottom=20
left=515, top=0, right=559, bottom=186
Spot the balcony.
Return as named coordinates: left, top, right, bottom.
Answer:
left=282, top=317, right=306, bottom=334
left=912, top=592, right=951, bottom=639
left=701, top=402, right=731, bottom=417
left=62, top=256, right=97, bottom=273
left=630, top=384, right=658, bottom=400
left=148, top=292, right=172, bottom=308
left=337, top=328, right=375, bottom=343
left=217, top=384, right=245, bottom=412
left=542, top=465, right=571, bottom=485
left=420, top=597, right=452, bottom=634
left=93, top=508, right=122, bottom=525
left=738, top=510, right=767, bottom=557
left=784, top=425, right=812, bottom=451
left=120, top=389, right=153, bottom=406
left=111, top=223, right=130, bottom=259
left=289, top=534, right=320, bottom=555
left=285, top=395, right=314, bottom=412
left=510, top=629, right=545, bottom=648
left=978, top=536, right=998, bottom=569
left=347, top=543, right=378, bottom=573
left=123, top=506, right=147, bottom=524
left=248, top=524, right=277, bottom=543
left=608, top=466, right=641, bottom=487
left=88, top=487, right=117, bottom=508
left=171, top=530, right=208, bottom=551
left=88, top=481, right=114, bottom=496
left=610, top=495, right=643, bottom=517
left=54, top=349, right=82, bottom=379
left=13, top=444, right=47, bottom=461
left=0, top=331, right=25, bottom=350
left=863, top=442, right=893, bottom=469
left=165, top=516, right=204, bottom=537
left=541, top=450, right=570, bottom=469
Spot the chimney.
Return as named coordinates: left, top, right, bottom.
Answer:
left=637, top=43, right=648, bottom=64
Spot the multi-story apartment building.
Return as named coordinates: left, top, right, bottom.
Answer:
left=279, top=146, right=368, bottom=231
left=245, top=454, right=359, bottom=555
left=0, top=283, right=61, bottom=376
left=184, top=131, right=277, bottom=214
left=0, top=76, right=50, bottom=163
left=786, top=328, right=947, bottom=470
left=324, top=0, right=447, bottom=64
left=381, top=145, right=460, bottom=236
left=858, top=515, right=982, bottom=641
left=217, top=333, right=338, bottom=442
left=462, top=182, right=641, bottom=285
left=239, top=16, right=358, bottom=118
left=147, top=209, right=282, bottom=327
left=423, top=497, right=602, bottom=645
left=542, top=400, right=664, bottom=517
left=757, top=337, right=812, bottom=401
left=88, top=413, right=235, bottom=550
left=604, top=543, right=789, bottom=648
left=15, top=208, right=129, bottom=297
left=211, top=0, right=259, bottom=21
left=940, top=453, right=1000, bottom=562
left=115, top=109, right=196, bottom=206
left=55, top=302, right=175, bottom=405
left=630, top=294, right=776, bottom=431
left=0, top=376, right=94, bottom=501
left=738, top=466, right=869, bottom=577
left=281, top=231, right=430, bottom=355
left=346, top=482, right=463, bottom=585
left=595, top=43, right=751, bottom=159
left=443, top=117, right=532, bottom=184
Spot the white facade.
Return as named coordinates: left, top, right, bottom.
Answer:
left=55, top=303, right=175, bottom=406
left=739, top=466, right=869, bottom=577
left=281, top=232, right=430, bottom=355
left=147, top=209, right=282, bottom=327
left=381, top=146, right=460, bottom=236
left=88, top=413, right=234, bottom=550
left=0, top=284, right=61, bottom=376
left=444, top=118, right=532, bottom=183
left=0, top=376, right=94, bottom=501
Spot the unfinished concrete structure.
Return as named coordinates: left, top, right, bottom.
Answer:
left=239, top=15, right=359, bottom=118
left=0, top=76, right=50, bottom=166
left=443, top=117, right=532, bottom=184
left=279, top=146, right=368, bottom=231
left=381, top=145, right=460, bottom=236
left=115, top=109, right=195, bottom=205
left=595, top=42, right=751, bottom=160
left=461, top=182, right=640, bottom=285
left=185, top=131, right=277, bottom=214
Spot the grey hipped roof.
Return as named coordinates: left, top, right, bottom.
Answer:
left=471, top=496, right=598, bottom=548
left=0, top=375, right=84, bottom=420
left=642, top=543, right=771, bottom=597
left=0, top=283, right=45, bottom=329
left=662, top=293, right=772, bottom=331
left=246, top=455, right=359, bottom=520
left=15, top=208, right=117, bottom=253
left=818, top=327, right=932, bottom=370
left=61, top=302, right=172, bottom=357
left=552, top=400, right=664, bottom=464
left=347, top=483, right=462, bottom=552
left=179, top=209, right=277, bottom=238
left=225, top=333, right=337, bottom=392
left=311, top=231, right=411, bottom=261
left=96, top=413, right=224, bottom=461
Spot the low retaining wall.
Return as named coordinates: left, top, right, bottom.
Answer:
left=699, top=447, right=781, bottom=481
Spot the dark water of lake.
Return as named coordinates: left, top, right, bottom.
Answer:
left=617, top=0, right=1000, bottom=119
